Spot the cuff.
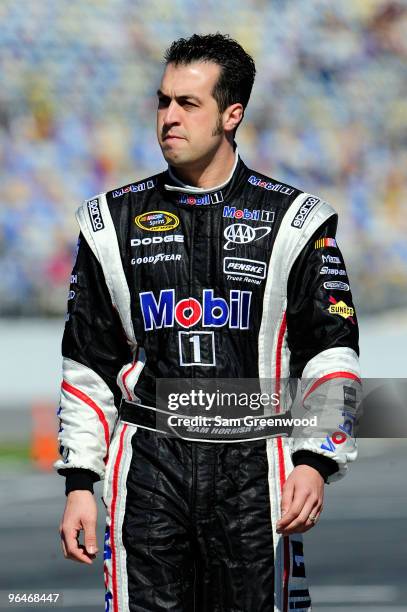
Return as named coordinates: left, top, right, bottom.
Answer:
left=292, top=450, right=339, bottom=483
left=58, top=468, right=99, bottom=496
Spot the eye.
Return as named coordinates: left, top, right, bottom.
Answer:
left=157, top=97, right=170, bottom=108
left=181, top=100, right=198, bottom=108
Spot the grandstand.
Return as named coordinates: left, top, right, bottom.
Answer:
left=0, top=0, right=406, bottom=315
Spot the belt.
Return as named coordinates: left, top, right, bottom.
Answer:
left=119, top=399, right=294, bottom=443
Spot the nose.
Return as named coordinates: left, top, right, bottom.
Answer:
left=162, top=100, right=182, bottom=127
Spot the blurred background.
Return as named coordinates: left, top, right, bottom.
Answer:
left=0, top=0, right=406, bottom=610
left=0, top=0, right=406, bottom=316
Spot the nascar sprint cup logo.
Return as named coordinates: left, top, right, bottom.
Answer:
left=135, top=211, right=179, bottom=232
left=87, top=198, right=104, bottom=232
left=291, top=196, right=320, bottom=228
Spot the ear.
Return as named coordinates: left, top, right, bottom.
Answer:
left=223, top=103, right=244, bottom=133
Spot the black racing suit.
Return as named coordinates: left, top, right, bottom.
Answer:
left=56, top=153, right=360, bottom=611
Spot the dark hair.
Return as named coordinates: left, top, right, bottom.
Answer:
left=164, top=33, right=256, bottom=115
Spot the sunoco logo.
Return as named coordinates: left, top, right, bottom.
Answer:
left=223, top=224, right=271, bottom=250
left=328, top=301, right=354, bottom=319
left=135, top=211, right=179, bottom=232
left=88, top=198, right=104, bottom=232
left=327, top=296, right=355, bottom=323
left=291, top=197, right=320, bottom=228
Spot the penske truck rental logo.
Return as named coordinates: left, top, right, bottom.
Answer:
left=223, top=257, right=267, bottom=280
left=139, top=289, right=252, bottom=330
left=135, top=211, right=179, bottom=232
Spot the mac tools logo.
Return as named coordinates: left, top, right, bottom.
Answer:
left=223, top=224, right=271, bottom=250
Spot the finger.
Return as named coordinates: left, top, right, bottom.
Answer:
left=280, top=479, right=294, bottom=516
left=303, top=503, right=324, bottom=531
left=68, top=544, right=96, bottom=564
left=83, top=521, right=99, bottom=555
left=64, top=529, right=94, bottom=564
left=282, top=499, right=322, bottom=534
left=276, top=481, right=295, bottom=529
left=60, top=532, right=68, bottom=558
left=276, top=490, right=307, bottom=530
left=66, top=544, right=95, bottom=564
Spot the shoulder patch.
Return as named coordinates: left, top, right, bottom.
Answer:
left=87, top=197, right=105, bottom=232
left=291, top=196, right=320, bottom=228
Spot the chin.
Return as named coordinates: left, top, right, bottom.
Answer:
left=162, top=149, right=188, bottom=167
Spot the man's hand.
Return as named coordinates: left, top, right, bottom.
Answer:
left=59, top=490, right=99, bottom=564
left=275, top=465, right=324, bottom=535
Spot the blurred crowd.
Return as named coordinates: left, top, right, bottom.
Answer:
left=0, top=0, right=406, bottom=316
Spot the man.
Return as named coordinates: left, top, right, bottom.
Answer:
left=57, top=33, right=360, bottom=612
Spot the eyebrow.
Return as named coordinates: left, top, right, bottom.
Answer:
left=156, top=89, right=202, bottom=103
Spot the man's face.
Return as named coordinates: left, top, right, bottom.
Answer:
left=156, top=61, right=225, bottom=168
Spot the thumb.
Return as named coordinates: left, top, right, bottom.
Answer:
left=83, top=523, right=98, bottom=555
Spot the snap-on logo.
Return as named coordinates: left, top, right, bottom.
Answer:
left=87, top=198, right=104, bottom=232
left=291, top=197, right=320, bottom=228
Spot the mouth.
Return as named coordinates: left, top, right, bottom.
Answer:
left=163, top=135, right=185, bottom=141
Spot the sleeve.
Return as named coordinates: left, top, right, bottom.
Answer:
left=286, top=214, right=361, bottom=483
left=54, top=234, right=132, bottom=494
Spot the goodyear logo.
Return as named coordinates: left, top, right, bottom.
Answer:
left=135, top=210, right=179, bottom=232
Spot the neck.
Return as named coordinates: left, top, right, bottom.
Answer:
left=169, top=143, right=237, bottom=190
